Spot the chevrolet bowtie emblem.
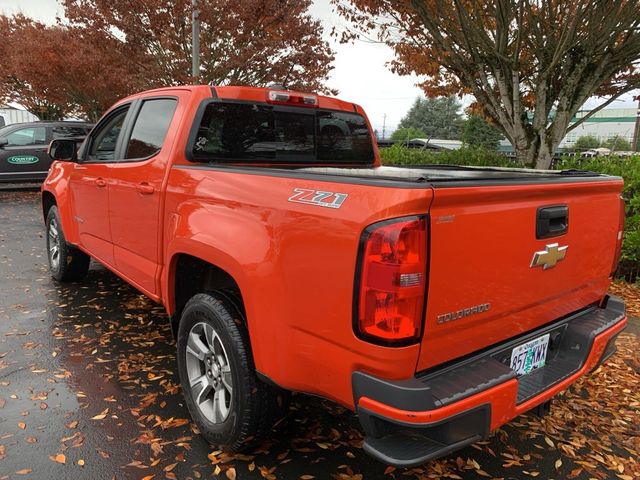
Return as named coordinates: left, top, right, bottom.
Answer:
left=530, top=243, right=568, bottom=270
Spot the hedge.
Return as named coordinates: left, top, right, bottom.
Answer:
left=380, top=146, right=639, bottom=282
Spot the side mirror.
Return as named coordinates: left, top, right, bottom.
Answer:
left=0, top=137, right=8, bottom=148
left=48, top=139, right=78, bottom=162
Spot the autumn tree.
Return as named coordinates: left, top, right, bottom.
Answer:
left=62, top=0, right=336, bottom=93
left=335, top=0, right=640, bottom=168
left=0, top=15, right=144, bottom=121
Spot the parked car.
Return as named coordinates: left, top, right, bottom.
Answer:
left=0, top=121, right=93, bottom=183
left=41, top=85, right=627, bottom=467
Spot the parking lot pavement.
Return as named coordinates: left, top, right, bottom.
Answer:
left=1, top=190, right=638, bottom=480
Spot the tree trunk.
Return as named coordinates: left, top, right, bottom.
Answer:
left=513, top=134, right=555, bottom=170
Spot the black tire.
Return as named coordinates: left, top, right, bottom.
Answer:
left=177, top=292, right=289, bottom=451
left=46, top=206, right=90, bottom=282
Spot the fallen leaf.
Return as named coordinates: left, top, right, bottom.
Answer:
left=49, top=453, right=66, bottom=464
left=91, top=408, right=109, bottom=420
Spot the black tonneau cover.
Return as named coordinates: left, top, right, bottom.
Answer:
left=299, top=165, right=612, bottom=186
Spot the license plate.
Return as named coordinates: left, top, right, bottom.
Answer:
left=510, top=333, right=550, bottom=376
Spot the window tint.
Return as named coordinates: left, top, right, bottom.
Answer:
left=6, top=127, right=47, bottom=146
left=125, top=99, right=177, bottom=159
left=192, top=103, right=374, bottom=165
left=88, top=107, right=129, bottom=162
left=53, top=125, right=90, bottom=139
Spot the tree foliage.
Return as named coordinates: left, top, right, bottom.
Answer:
left=573, top=135, right=601, bottom=150
left=62, top=0, right=335, bottom=93
left=603, top=135, right=633, bottom=152
left=461, top=114, right=503, bottom=150
left=390, top=126, right=427, bottom=141
left=0, top=1, right=335, bottom=121
left=397, top=96, right=462, bottom=140
left=334, top=0, right=640, bottom=168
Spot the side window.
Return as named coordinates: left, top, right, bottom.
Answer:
left=125, top=99, right=177, bottom=159
left=87, top=107, right=129, bottom=162
left=52, top=125, right=89, bottom=139
left=6, top=127, right=47, bottom=146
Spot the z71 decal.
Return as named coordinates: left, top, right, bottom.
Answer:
left=288, top=188, right=348, bottom=209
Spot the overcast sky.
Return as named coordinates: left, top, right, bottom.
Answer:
left=1, top=0, right=636, bottom=133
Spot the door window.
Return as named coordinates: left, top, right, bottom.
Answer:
left=6, top=127, right=47, bottom=146
left=53, top=125, right=90, bottom=139
left=87, top=107, right=129, bottom=162
left=125, top=99, right=177, bottom=159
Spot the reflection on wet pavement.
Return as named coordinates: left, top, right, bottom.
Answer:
left=1, top=191, right=638, bottom=480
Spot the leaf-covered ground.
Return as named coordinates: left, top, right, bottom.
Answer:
left=0, top=190, right=638, bottom=480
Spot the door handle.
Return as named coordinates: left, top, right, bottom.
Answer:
left=95, top=177, right=107, bottom=188
left=136, top=182, right=155, bottom=195
left=536, top=205, right=569, bottom=239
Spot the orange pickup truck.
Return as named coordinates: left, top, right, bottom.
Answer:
left=41, top=85, right=627, bottom=467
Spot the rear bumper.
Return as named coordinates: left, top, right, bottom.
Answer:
left=353, top=295, right=627, bottom=467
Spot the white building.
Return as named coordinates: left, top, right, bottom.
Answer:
left=561, top=107, right=638, bottom=149
left=0, top=106, right=39, bottom=127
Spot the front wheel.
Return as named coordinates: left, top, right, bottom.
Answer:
left=177, top=293, right=289, bottom=451
left=46, top=206, right=90, bottom=282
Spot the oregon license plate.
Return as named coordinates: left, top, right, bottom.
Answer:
left=510, top=333, right=550, bottom=376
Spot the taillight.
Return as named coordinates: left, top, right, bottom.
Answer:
left=267, top=90, right=318, bottom=107
left=611, top=196, right=625, bottom=277
left=354, top=216, right=428, bottom=346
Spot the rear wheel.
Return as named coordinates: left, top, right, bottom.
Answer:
left=177, top=292, right=289, bottom=451
left=46, top=206, right=90, bottom=282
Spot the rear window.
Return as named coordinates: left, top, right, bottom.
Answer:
left=191, top=102, right=374, bottom=165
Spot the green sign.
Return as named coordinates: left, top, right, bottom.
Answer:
left=7, top=155, right=39, bottom=165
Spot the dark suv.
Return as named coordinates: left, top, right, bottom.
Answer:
left=0, top=121, right=93, bottom=183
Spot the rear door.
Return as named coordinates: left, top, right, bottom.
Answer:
left=417, top=179, right=623, bottom=371
left=0, top=125, right=50, bottom=182
left=107, top=96, right=179, bottom=297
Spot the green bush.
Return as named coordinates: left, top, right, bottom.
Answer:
left=380, top=144, right=513, bottom=167
left=381, top=145, right=639, bottom=281
left=555, top=155, right=639, bottom=282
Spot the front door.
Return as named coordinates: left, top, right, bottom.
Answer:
left=108, top=97, right=179, bottom=297
left=69, top=105, right=131, bottom=267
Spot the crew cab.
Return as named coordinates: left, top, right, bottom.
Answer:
left=41, top=85, right=627, bottom=467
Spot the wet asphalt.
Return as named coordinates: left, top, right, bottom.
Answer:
left=0, top=189, right=638, bottom=480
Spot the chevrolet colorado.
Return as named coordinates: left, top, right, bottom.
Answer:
left=41, top=85, right=627, bottom=467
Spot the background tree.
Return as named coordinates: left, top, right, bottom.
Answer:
left=603, top=135, right=633, bottom=152
left=574, top=135, right=601, bottom=150
left=461, top=114, right=502, bottom=150
left=335, top=0, right=640, bottom=168
left=397, top=96, right=462, bottom=140
left=391, top=126, right=427, bottom=141
left=62, top=0, right=336, bottom=93
left=0, top=15, right=146, bottom=121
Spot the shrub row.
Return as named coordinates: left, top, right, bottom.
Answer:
left=380, top=146, right=639, bottom=282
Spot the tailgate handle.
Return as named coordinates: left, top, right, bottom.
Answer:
left=537, top=205, right=568, bottom=239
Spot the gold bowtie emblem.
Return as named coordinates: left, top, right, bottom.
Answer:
left=530, top=243, right=568, bottom=270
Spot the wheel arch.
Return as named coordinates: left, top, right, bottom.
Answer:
left=167, top=252, right=246, bottom=339
left=42, top=190, right=57, bottom=221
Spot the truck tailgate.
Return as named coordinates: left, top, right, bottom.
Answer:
left=417, top=179, right=623, bottom=372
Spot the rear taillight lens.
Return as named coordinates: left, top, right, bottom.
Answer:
left=354, top=216, right=427, bottom=345
left=611, top=196, right=625, bottom=277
